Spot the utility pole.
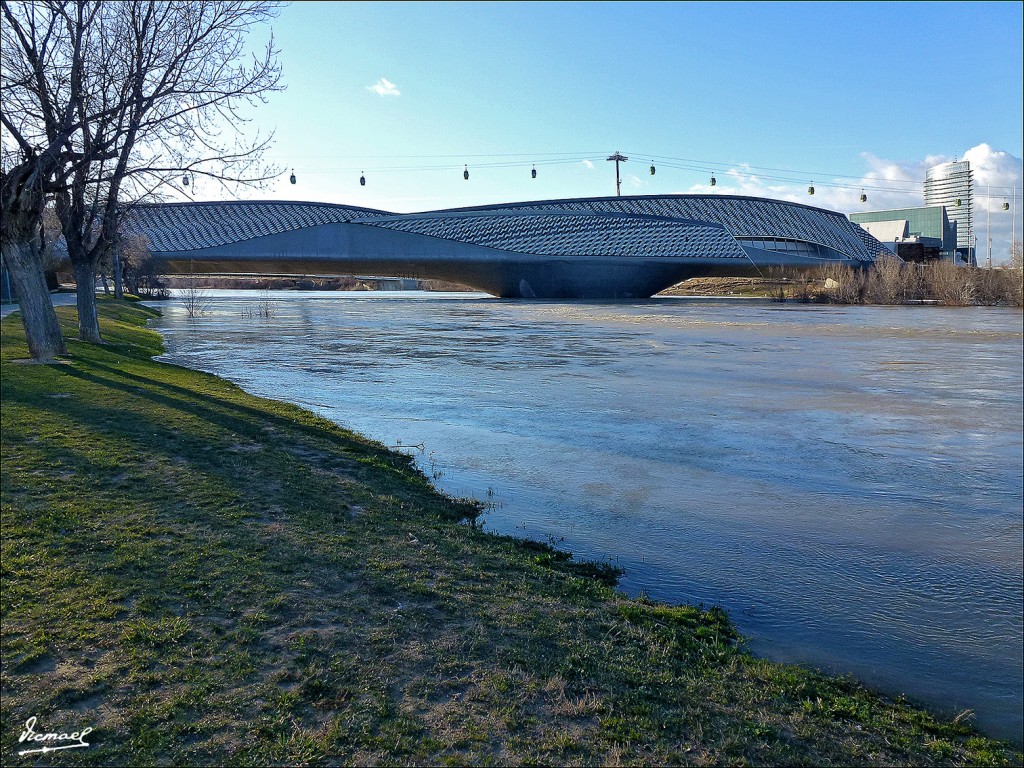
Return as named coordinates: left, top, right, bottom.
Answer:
left=606, top=151, right=628, bottom=196
left=987, top=184, right=992, bottom=269
left=1013, top=186, right=1017, bottom=250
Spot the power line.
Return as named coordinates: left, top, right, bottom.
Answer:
left=275, top=151, right=604, bottom=160
left=625, top=151, right=926, bottom=185
left=276, top=149, right=1021, bottom=195
left=292, top=157, right=592, bottom=174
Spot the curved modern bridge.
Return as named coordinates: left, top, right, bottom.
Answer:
left=125, top=194, right=888, bottom=299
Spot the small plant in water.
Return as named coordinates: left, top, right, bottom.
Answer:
left=257, top=288, right=275, bottom=318
left=428, top=450, right=444, bottom=481
left=182, top=269, right=210, bottom=318
left=241, top=289, right=278, bottom=319
left=483, top=486, right=503, bottom=512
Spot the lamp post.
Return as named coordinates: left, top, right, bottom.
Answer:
left=606, top=151, right=628, bottom=196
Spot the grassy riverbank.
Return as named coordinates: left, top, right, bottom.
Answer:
left=2, top=301, right=1020, bottom=766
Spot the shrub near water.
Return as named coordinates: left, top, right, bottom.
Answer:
left=1, top=301, right=1021, bottom=766
left=789, top=258, right=1024, bottom=306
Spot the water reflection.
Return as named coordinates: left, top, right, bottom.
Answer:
left=151, top=291, right=1023, bottom=743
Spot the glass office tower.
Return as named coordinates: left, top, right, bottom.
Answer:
left=924, top=161, right=973, bottom=264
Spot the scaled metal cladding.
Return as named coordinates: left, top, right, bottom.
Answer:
left=126, top=194, right=888, bottom=298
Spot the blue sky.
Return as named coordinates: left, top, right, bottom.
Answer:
left=191, top=1, right=1024, bottom=260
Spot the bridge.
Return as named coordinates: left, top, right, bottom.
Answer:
left=125, top=194, right=888, bottom=299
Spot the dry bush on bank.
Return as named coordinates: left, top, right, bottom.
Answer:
left=1008, top=269, right=1024, bottom=307
left=809, top=257, right=1022, bottom=307
left=973, top=268, right=1011, bottom=306
left=818, top=263, right=865, bottom=304
left=1003, top=241, right=1024, bottom=306
left=925, top=261, right=975, bottom=306
left=864, top=255, right=907, bottom=304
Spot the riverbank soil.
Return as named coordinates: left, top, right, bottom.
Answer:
left=1, top=301, right=1020, bottom=766
left=659, top=277, right=793, bottom=297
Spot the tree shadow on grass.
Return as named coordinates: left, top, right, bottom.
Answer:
left=77, top=358, right=407, bottom=468
left=6, top=357, right=471, bottom=530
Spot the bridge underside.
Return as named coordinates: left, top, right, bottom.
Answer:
left=158, top=252, right=766, bottom=300
left=131, top=197, right=885, bottom=299
left=162, top=257, right=752, bottom=299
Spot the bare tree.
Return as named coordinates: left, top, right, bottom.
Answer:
left=116, top=230, right=150, bottom=295
left=2, top=0, right=283, bottom=354
left=0, top=1, right=103, bottom=359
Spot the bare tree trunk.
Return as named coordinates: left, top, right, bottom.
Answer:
left=112, top=250, right=124, bottom=299
left=73, top=260, right=102, bottom=343
left=1, top=157, right=68, bottom=361
left=1, top=240, right=67, bottom=360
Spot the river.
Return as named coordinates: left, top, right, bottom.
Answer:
left=150, top=290, right=1023, bottom=743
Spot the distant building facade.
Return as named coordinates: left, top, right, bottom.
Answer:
left=924, top=160, right=974, bottom=264
left=849, top=205, right=956, bottom=263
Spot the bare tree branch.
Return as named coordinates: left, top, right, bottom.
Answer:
left=2, top=0, right=285, bottom=351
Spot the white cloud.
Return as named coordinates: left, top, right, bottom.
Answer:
left=963, top=144, right=1022, bottom=264
left=685, top=144, right=1023, bottom=263
left=366, top=77, right=401, bottom=97
left=580, top=159, right=594, bottom=169
left=964, top=144, right=1020, bottom=192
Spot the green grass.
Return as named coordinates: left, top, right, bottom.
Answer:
left=2, top=300, right=1020, bottom=766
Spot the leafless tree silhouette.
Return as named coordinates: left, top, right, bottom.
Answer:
left=2, top=0, right=283, bottom=357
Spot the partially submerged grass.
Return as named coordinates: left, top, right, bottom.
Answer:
left=2, top=301, right=1020, bottom=766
